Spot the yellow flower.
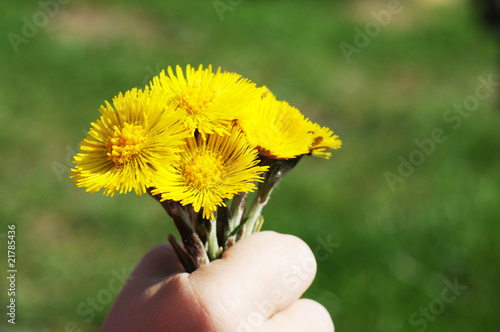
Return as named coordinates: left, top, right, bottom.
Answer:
left=238, top=94, right=313, bottom=159
left=150, top=64, right=260, bottom=138
left=307, top=121, right=342, bottom=159
left=71, top=87, right=188, bottom=196
left=152, top=126, right=268, bottom=219
left=258, top=85, right=273, bottom=99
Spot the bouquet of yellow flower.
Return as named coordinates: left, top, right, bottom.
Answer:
left=71, top=65, right=341, bottom=272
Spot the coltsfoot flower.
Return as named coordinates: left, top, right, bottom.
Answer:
left=152, top=125, right=268, bottom=219
left=238, top=93, right=314, bottom=159
left=307, top=121, right=342, bottom=159
left=150, top=64, right=260, bottom=138
left=71, top=87, right=189, bottom=196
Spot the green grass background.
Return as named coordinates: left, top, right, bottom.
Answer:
left=1, top=0, right=499, bottom=331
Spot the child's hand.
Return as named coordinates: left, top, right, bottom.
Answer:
left=101, top=231, right=334, bottom=331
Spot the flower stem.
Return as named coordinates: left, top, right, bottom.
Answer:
left=148, top=188, right=209, bottom=271
left=206, top=217, right=221, bottom=260
left=167, top=234, right=197, bottom=273
left=228, top=192, right=247, bottom=236
left=241, top=179, right=274, bottom=238
left=241, top=157, right=302, bottom=238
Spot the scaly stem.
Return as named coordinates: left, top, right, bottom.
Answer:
left=228, top=192, right=247, bottom=236
left=241, top=157, right=302, bottom=238
left=241, top=178, right=275, bottom=238
left=206, top=217, right=220, bottom=260
left=168, top=234, right=197, bottom=273
left=148, top=188, right=209, bottom=271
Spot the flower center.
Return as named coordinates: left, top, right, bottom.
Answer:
left=106, top=122, right=146, bottom=165
left=178, top=86, right=216, bottom=115
left=183, top=153, right=224, bottom=189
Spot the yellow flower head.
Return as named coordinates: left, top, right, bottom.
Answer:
left=258, top=85, right=273, bottom=99
left=307, top=121, right=342, bottom=159
left=71, top=87, right=188, bottom=196
left=152, top=126, right=268, bottom=219
left=150, top=64, right=260, bottom=138
left=238, top=94, right=313, bottom=159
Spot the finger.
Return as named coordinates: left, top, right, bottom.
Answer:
left=130, top=242, right=185, bottom=279
left=260, top=299, right=334, bottom=332
left=187, top=231, right=317, bottom=327
left=101, top=243, right=186, bottom=332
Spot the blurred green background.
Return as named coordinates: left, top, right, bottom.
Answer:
left=1, top=0, right=499, bottom=331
